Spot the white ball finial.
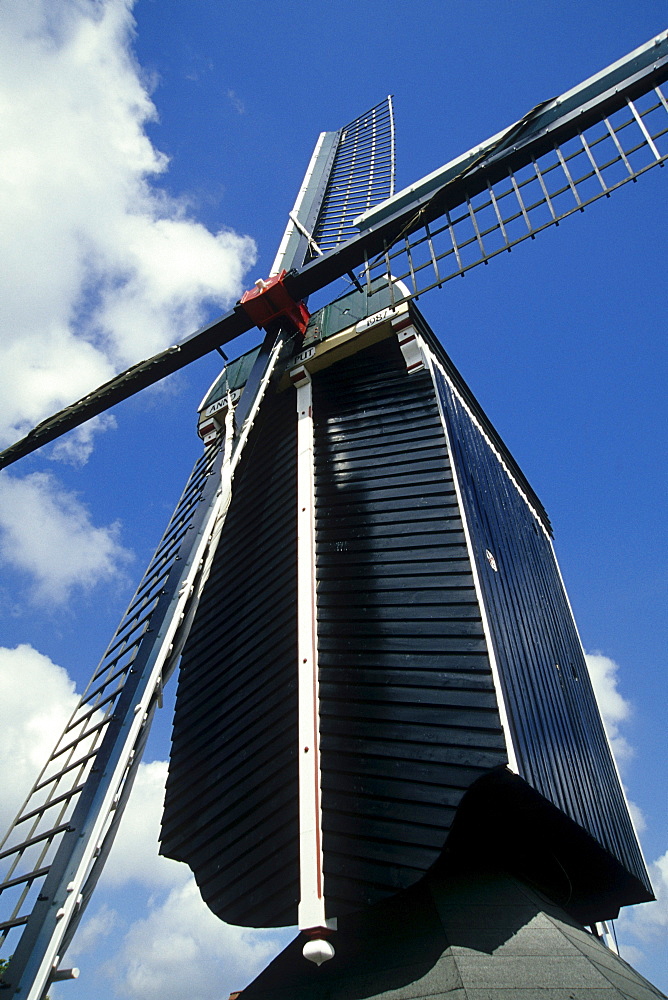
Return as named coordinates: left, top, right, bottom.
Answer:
left=302, top=938, right=335, bottom=966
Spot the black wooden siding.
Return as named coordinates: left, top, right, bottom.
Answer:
left=314, top=339, right=508, bottom=918
left=432, top=363, right=651, bottom=894
left=161, top=307, right=649, bottom=933
left=160, top=386, right=300, bottom=927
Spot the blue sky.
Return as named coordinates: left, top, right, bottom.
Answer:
left=0, top=2, right=666, bottom=997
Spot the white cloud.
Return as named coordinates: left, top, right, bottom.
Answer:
left=65, top=903, right=119, bottom=961
left=621, top=850, right=668, bottom=939
left=104, top=878, right=287, bottom=1000
left=0, top=470, right=132, bottom=603
left=617, top=848, right=668, bottom=979
left=0, top=0, right=256, bottom=450
left=584, top=651, right=635, bottom=766
left=583, top=650, right=667, bottom=972
left=584, top=651, right=646, bottom=834
left=626, top=798, right=647, bottom=836
left=102, top=760, right=190, bottom=892
left=0, top=644, right=79, bottom=833
left=49, top=414, right=118, bottom=467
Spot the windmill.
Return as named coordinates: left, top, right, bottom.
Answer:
left=1, top=30, right=667, bottom=1000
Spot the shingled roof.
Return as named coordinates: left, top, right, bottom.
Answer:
left=239, top=862, right=665, bottom=1000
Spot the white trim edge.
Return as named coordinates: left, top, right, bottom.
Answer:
left=423, top=343, right=519, bottom=775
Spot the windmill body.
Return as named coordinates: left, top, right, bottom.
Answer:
left=0, top=34, right=667, bottom=1000
left=160, top=284, right=651, bottom=933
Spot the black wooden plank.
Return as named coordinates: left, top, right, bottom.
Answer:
left=314, top=479, right=456, bottom=504
left=321, top=717, right=507, bottom=749
left=322, top=761, right=491, bottom=800
left=317, top=515, right=464, bottom=540
left=317, top=529, right=467, bottom=553
left=317, top=499, right=461, bottom=527
left=317, top=575, right=476, bottom=594
left=318, top=602, right=482, bottom=621
left=319, top=650, right=491, bottom=671
left=323, top=734, right=506, bottom=770
left=322, top=667, right=495, bottom=688
left=320, top=699, right=502, bottom=731
left=318, top=634, right=488, bottom=655
left=319, top=683, right=498, bottom=711
left=319, top=617, right=484, bottom=638
left=317, top=546, right=471, bottom=567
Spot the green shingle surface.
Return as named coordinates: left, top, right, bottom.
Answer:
left=239, top=867, right=666, bottom=1000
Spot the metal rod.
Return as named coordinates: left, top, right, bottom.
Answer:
left=466, top=194, right=487, bottom=260
left=603, top=116, right=635, bottom=176
left=444, top=208, right=464, bottom=272
left=486, top=179, right=512, bottom=243
left=655, top=84, right=668, bottom=115
left=578, top=132, right=609, bottom=194
left=404, top=236, right=419, bottom=293
left=627, top=97, right=662, bottom=160
left=555, top=145, right=584, bottom=209
left=424, top=221, right=444, bottom=286
left=508, top=167, right=535, bottom=233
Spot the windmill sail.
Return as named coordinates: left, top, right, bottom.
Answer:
left=1, top=31, right=666, bottom=471
left=271, top=97, right=395, bottom=275
left=0, top=442, right=223, bottom=988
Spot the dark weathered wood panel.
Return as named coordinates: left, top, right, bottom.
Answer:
left=160, top=386, right=300, bottom=927
left=314, top=339, right=507, bottom=917
left=432, top=363, right=651, bottom=896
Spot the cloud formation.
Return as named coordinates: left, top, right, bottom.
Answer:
left=102, top=760, right=190, bottom=892
left=105, top=879, right=285, bottom=1000
left=585, top=651, right=645, bottom=833
left=0, top=644, right=79, bottom=832
left=0, top=471, right=132, bottom=603
left=584, top=651, right=634, bottom=766
left=584, top=650, right=666, bottom=979
left=0, top=0, right=256, bottom=451
left=49, top=414, right=118, bottom=467
left=617, top=849, right=668, bottom=981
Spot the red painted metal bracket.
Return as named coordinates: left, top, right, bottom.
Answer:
left=240, top=270, right=310, bottom=334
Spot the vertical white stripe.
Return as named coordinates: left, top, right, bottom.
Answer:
left=423, top=344, right=519, bottom=774
left=294, top=371, right=326, bottom=930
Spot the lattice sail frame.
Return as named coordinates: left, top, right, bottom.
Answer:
left=311, top=97, right=395, bottom=253
left=0, top=336, right=285, bottom=999
left=270, top=96, right=395, bottom=276
left=358, top=87, right=668, bottom=304
left=1, top=35, right=666, bottom=471
left=0, top=445, right=219, bottom=945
